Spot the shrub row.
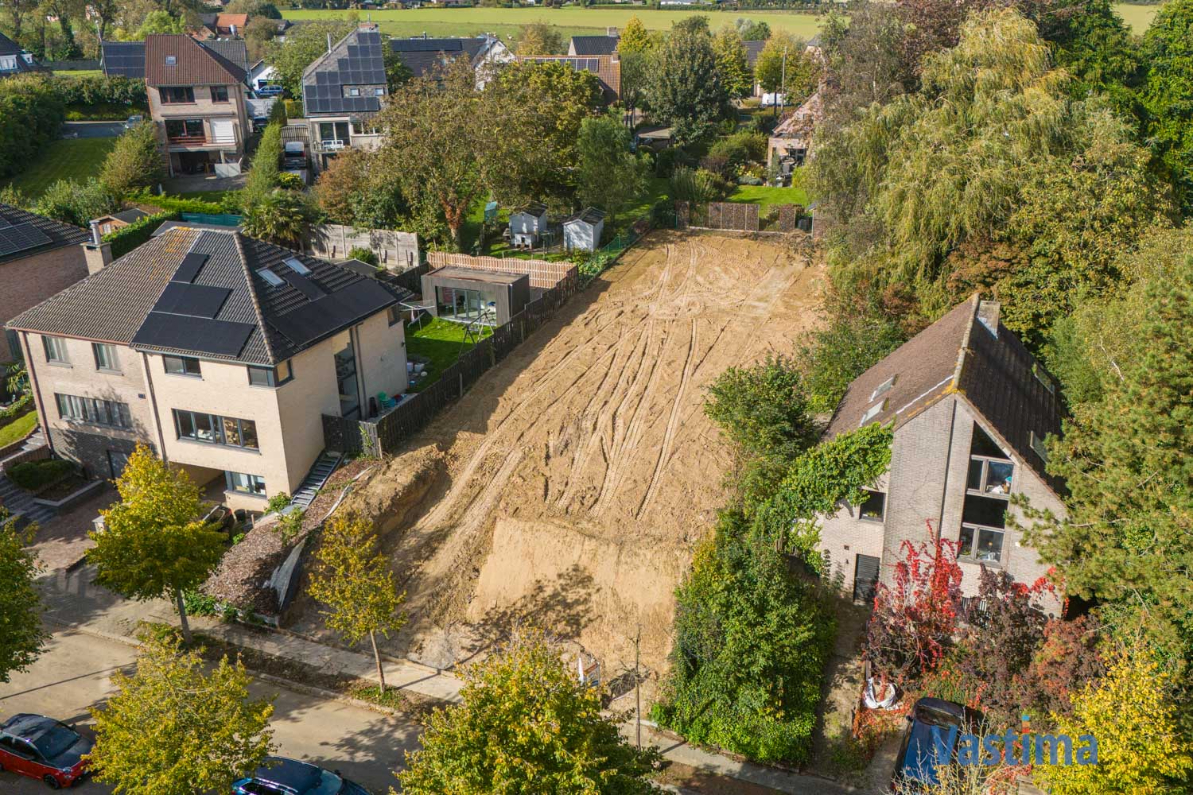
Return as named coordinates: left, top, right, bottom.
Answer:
left=103, top=210, right=183, bottom=258
left=51, top=75, right=147, bottom=107
left=9, top=458, right=76, bottom=492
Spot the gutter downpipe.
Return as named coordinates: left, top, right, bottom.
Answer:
left=141, top=352, right=169, bottom=461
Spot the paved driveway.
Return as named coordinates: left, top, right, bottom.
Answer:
left=60, top=122, right=127, bottom=139
left=0, top=629, right=420, bottom=794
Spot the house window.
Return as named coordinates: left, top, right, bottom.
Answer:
left=858, top=490, right=885, bottom=522
left=859, top=399, right=886, bottom=427
left=225, top=471, right=266, bottom=495
left=211, top=85, right=229, bottom=103
left=1032, top=362, right=1055, bottom=394
left=436, top=286, right=493, bottom=324
left=165, top=119, right=204, bottom=141
left=173, top=409, right=258, bottom=449
left=959, top=524, right=1005, bottom=564
left=247, top=361, right=292, bottom=387
left=373, top=87, right=384, bottom=96
left=967, top=425, right=1013, bottom=496
left=387, top=305, right=401, bottom=327
left=165, top=55, right=177, bottom=66
left=159, top=86, right=195, bottom=104
left=870, top=375, right=896, bottom=402
left=163, top=355, right=202, bottom=377
left=42, top=336, right=69, bottom=364
left=93, top=343, right=120, bottom=373
left=1030, top=431, right=1049, bottom=463
left=56, top=394, right=131, bottom=428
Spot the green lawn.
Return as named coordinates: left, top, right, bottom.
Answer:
left=1117, top=2, right=1160, bottom=33
left=0, top=137, right=115, bottom=199
left=0, top=412, right=38, bottom=449
left=729, top=184, right=809, bottom=209
left=52, top=69, right=104, bottom=79
left=405, top=316, right=492, bottom=392
left=283, top=6, right=825, bottom=42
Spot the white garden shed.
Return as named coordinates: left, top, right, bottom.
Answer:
left=563, top=207, right=606, bottom=253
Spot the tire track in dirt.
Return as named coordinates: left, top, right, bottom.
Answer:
left=637, top=318, right=698, bottom=518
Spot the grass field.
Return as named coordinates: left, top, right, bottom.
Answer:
left=284, top=3, right=1159, bottom=40
left=0, top=137, right=115, bottom=199
left=52, top=69, right=104, bottom=78
left=728, top=184, right=810, bottom=208
left=405, top=315, right=492, bottom=392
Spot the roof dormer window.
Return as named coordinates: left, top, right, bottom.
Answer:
left=870, top=375, right=896, bottom=402
left=860, top=399, right=886, bottom=427
left=165, top=55, right=177, bottom=66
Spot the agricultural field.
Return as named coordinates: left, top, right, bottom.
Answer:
left=283, top=3, right=1159, bottom=41
left=291, top=230, right=824, bottom=696
left=0, top=137, right=115, bottom=199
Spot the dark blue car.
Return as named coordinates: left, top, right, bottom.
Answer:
left=892, top=698, right=982, bottom=788
left=232, top=757, right=370, bottom=795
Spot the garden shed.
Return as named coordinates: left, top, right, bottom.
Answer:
left=422, top=267, right=531, bottom=326
left=563, top=208, right=606, bottom=253
left=508, top=202, right=549, bottom=248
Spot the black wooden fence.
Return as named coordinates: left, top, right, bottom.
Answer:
left=324, top=275, right=580, bottom=457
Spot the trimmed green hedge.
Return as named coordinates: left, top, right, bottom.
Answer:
left=9, top=459, right=76, bottom=491
left=103, top=210, right=182, bottom=258
left=0, top=394, right=34, bottom=430
left=126, top=192, right=242, bottom=215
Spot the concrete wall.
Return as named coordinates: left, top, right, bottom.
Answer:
left=0, top=246, right=88, bottom=361
left=817, top=394, right=1064, bottom=613
left=305, top=223, right=419, bottom=270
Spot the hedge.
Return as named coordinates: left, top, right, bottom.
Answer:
left=0, top=394, right=33, bottom=430
left=0, top=75, right=67, bottom=179
left=126, top=191, right=241, bottom=214
left=102, top=210, right=183, bottom=258
left=9, top=459, right=76, bottom=492
left=50, top=74, right=147, bottom=107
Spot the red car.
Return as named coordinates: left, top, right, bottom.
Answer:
left=0, top=714, right=92, bottom=789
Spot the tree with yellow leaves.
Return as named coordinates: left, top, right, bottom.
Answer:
left=1038, top=649, right=1192, bottom=795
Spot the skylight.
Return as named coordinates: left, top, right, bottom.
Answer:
left=859, top=400, right=886, bottom=427
left=165, top=55, right=176, bottom=66
left=283, top=257, right=311, bottom=276
left=258, top=268, right=284, bottom=287
left=1029, top=431, right=1049, bottom=463
left=870, top=375, right=896, bottom=402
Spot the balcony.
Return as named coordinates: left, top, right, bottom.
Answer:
left=314, top=138, right=347, bottom=153
left=167, top=134, right=211, bottom=146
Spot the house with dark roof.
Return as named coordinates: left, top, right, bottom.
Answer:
left=90, top=208, right=152, bottom=237
left=302, top=26, right=389, bottom=173
left=0, top=204, right=92, bottom=362
left=145, top=34, right=251, bottom=177
left=517, top=55, right=621, bottom=104
left=568, top=34, right=618, bottom=57
left=102, top=39, right=250, bottom=84
left=817, top=295, right=1065, bottom=613
left=388, top=34, right=513, bottom=87
left=0, top=31, right=37, bottom=76
left=9, top=225, right=412, bottom=510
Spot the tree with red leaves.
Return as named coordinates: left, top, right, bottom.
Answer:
left=865, top=530, right=963, bottom=686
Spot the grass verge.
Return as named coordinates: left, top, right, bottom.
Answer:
left=0, top=137, right=115, bottom=198
left=0, top=412, right=37, bottom=449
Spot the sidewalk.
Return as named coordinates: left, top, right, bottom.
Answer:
left=40, top=566, right=862, bottom=795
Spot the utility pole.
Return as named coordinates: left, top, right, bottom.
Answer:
left=778, top=46, right=788, bottom=119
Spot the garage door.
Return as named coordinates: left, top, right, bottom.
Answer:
left=211, top=119, right=235, bottom=144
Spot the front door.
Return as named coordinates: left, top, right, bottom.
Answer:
left=853, top=554, right=880, bottom=606
left=108, top=450, right=131, bottom=480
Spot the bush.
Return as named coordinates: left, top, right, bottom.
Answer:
left=102, top=121, right=165, bottom=197
left=242, top=189, right=315, bottom=248
left=708, top=130, right=767, bottom=175
left=50, top=75, right=146, bottom=108
left=102, top=210, right=182, bottom=258
left=348, top=246, right=377, bottom=266
left=35, top=178, right=118, bottom=227
left=9, top=459, right=77, bottom=491
left=265, top=492, right=291, bottom=514
left=797, top=314, right=906, bottom=415
left=670, top=166, right=731, bottom=203
left=127, top=192, right=239, bottom=215
left=705, top=355, right=816, bottom=462
left=275, top=172, right=305, bottom=191
left=0, top=75, right=67, bottom=179
left=244, top=122, right=283, bottom=204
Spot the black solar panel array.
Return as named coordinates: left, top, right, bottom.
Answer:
left=531, top=57, right=599, bottom=73
left=305, top=30, right=387, bottom=115
left=172, top=253, right=209, bottom=283
left=132, top=313, right=255, bottom=357
left=280, top=270, right=327, bottom=301
left=0, top=223, right=52, bottom=258
left=102, top=42, right=146, bottom=79
left=391, top=38, right=465, bottom=52
left=270, top=279, right=393, bottom=348
left=154, top=282, right=231, bottom=319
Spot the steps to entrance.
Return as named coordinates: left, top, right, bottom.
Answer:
left=0, top=474, right=56, bottom=526
left=290, top=451, right=342, bottom=510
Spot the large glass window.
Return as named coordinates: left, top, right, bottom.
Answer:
left=335, top=342, right=359, bottom=418
left=165, top=119, right=204, bottom=140
left=211, top=85, right=229, bottom=103
left=959, top=525, right=1004, bottom=563
left=56, top=394, right=131, bottom=428
left=225, top=471, right=265, bottom=495
left=93, top=343, right=120, bottom=372
left=163, top=355, right=202, bottom=377
left=959, top=425, right=1013, bottom=564
left=159, top=86, right=195, bottom=104
left=436, top=286, right=494, bottom=324
left=173, top=409, right=258, bottom=449
left=43, top=335, right=69, bottom=364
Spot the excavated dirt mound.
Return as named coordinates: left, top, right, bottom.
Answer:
left=291, top=231, right=824, bottom=683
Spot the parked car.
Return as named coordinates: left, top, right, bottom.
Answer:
left=892, top=697, right=982, bottom=789
left=255, top=84, right=284, bottom=98
left=0, top=713, right=92, bottom=790
left=233, top=757, right=370, bottom=795
left=282, top=141, right=308, bottom=170
left=124, top=114, right=143, bottom=129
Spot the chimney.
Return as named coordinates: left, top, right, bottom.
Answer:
left=977, top=299, right=1000, bottom=338
left=83, top=221, right=113, bottom=274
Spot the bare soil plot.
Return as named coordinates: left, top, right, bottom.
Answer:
left=291, top=231, right=824, bottom=689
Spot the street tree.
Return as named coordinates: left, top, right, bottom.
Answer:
left=308, top=513, right=406, bottom=693
left=383, top=46, right=413, bottom=93
left=618, top=15, right=658, bottom=55
left=130, top=10, right=186, bottom=39
left=377, top=59, right=485, bottom=250
left=88, top=445, right=225, bottom=644
left=576, top=113, right=645, bottom=225
left=754, top=31, right=816, bottom=97
left=0, top=515, right=46, bottom=684
left=648, top=20, right=728, bottom=144
left=399, top=630, right=661, bottom=793
left=89, top=631, right=275, bottom=795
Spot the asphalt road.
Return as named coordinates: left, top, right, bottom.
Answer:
left=0, top=629, right=421, bottom=794
left=60, top=121, right=128, bottom=139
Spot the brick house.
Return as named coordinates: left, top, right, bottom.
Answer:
left=0, top=204, right=93, bottom=362
left=10, top=226, right=411, bottom=510
left=145, top=34, right=250, bottom=177
left=818, top=295, right=1066, bottom=612
left=302, top=26, right=389, bottom=175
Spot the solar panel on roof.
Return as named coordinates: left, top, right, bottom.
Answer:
left=270, top=279, right=394, bottom=347
left=172, top=252, right=209, bottom=283
left=0, top=223, right=52, bottom=258
left=154, top=282, right=230, bottom=319
left=281, top=270, right=326, bottom=300
left=132, top=313, right=254, bottom=357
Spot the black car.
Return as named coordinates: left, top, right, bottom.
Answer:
left=232, top=757, right=370, bottom=795
left=892, top=697, right=983, bottom=789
